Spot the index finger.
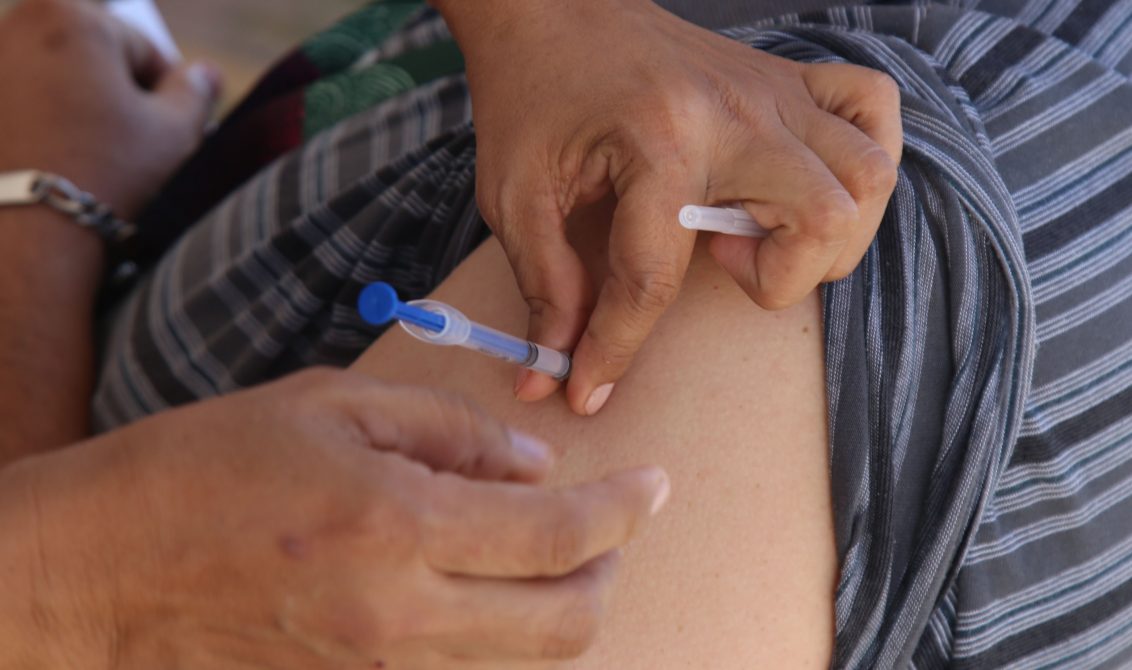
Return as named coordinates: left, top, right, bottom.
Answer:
left=482, top=175, right=594, bottom=404
left=800, top=63, right=902, bottom=279
left=566, top=174, right=700, bottom=416
left=802, top=62, right=903, bottom=164
left=329, top=373, right=555, bottom=483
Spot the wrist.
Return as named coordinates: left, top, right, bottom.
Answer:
left=0, top=201, right=109, bottom=459
left=430, top=0, right=557, bottom=55
left=0, top=454, right=109, bottom=670
left=431, top=0, right=660, bottom=59
left=0, top=205, right=105, bottom=280
left=0, top=461, right=50, bottom=668
left=0, top=443, right=137, bottom=670
left=0, top=205, right=105, bottom=304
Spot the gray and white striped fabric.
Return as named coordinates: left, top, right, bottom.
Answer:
left=92, top=2, right=1132, bottom=667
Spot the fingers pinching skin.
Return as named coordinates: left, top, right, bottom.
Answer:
left=449, top=0, right=905, bottom=417
left=481, top=180, right=595, bottom=404
left=420, top=465, right=670, bottom=577
left=320, top=370, right=555, bottom=483
left=431, top=552, right=621, bottom=661
left=708, top=64, right=901, bottom=309
left=566, top=173, right=700, bottom=416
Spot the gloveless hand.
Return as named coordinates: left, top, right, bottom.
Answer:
left=436, top=0, right=902, bottom=415
left=0, top=370, right=668, bottom=668
left=0, top=0, right=219, bottom=219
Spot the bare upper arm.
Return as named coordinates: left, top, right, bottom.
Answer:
left=350, top=201, right=836, bottom=669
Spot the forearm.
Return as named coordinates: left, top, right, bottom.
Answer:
left=430, top=0, right=569, bottom=53
left=0, top=207, right=103, bottom=464
left=430, top=0, right=656, bottom=49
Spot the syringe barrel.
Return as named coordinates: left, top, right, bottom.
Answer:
left=400, top=300, right=572, bottom=380
left=465, top=325, right=571, bottom=380
left=523, top=342, right=572, bottom=380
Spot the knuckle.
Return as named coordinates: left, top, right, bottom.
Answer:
left=527, top=290, right=592, bottom=331
left=616, top=104, right=703, bottom=173
left=634, top=88, right=691, bottom=137
left=862, top=69, right=901, bottom=110
left=544, top=506, right=589, bottom=574
left=648, top=110, right=698, bottom=154
left=616, top=259, right=682, bottom=317
left=540, top=591, right=603, bottom=659
left=800, top=192, right=856, bottom=244
left=360, top=491, right=421, bottom=556
left=526, top=294, right=557, bottom=322
left=845, top=147, right=899, bottom=199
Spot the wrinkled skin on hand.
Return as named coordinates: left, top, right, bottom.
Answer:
left=0, top=0, right=219, bottom=219
left=437, top=0, right=902, bottom=415
left=0, top=370, right=668, bottom=668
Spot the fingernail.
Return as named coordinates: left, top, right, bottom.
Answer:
left=650, top=470, right=671, bottom=516
left=513, top=369, right=531, bottom=396
left=508, top=428, right=552, bottom=466
left=584, top=383, right=615, bottom=416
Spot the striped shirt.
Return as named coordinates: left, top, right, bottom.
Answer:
left=92, top=1, right=1132, bottom=667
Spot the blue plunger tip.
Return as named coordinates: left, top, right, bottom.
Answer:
left=358, top=282, right=400, bottom=325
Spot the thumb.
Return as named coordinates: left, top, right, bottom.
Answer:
left=153, top=61, right=222, bottom=143
left=566, top=173, right=697, bottom=416
left=708, top=232, right=764, bottom=302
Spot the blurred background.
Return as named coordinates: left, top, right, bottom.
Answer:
left=0, top=0, right=368, bottom=108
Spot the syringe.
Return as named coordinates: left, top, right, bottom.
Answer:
left=357, top=282, right=572, bottom=380
left=679, top=205, right=770, bottom=238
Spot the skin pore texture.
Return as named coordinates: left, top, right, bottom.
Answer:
left=351, top=199, right=837, bottom=668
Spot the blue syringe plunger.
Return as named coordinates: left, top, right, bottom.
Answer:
left=358, top=282, right=446, bottom=332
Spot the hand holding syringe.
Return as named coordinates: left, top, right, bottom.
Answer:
left=678, top=205, right=770, bottom=238
left=357, top=206, right=765, bottom=379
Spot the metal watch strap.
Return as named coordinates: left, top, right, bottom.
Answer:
left=0, top=170, right=138, bottom=246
